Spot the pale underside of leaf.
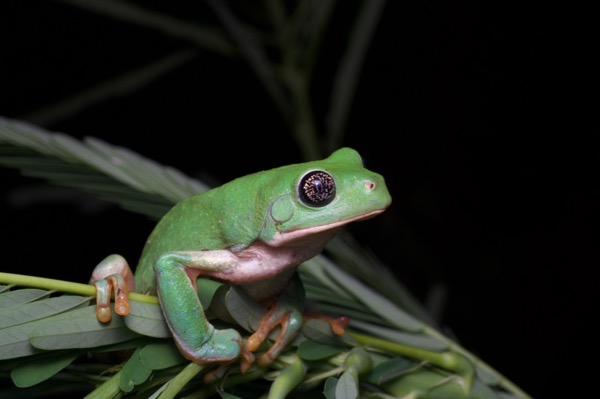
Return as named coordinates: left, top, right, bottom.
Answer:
left=0, top=295, right=91, bottom=329
left=125, top=300, right=171, bottom=338
left=0, top=289, right=51, bottom=308
left=30, top=305, right=141, bottom=350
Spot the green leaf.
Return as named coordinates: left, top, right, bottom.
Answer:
left=10, top=351, right=80, bottom=387
left=368, top=357, right=418, bottom=385
left=0, top=295, right=90, bottom=329
left=120, top=347, right=153, bottom=392
left=125, top=299, right=171, bottom=338
left=301, top=318, right=346, bottom=346
left=30, top=305, right=140, bottom=350
left=476, top=364, right=502, bottom=385
left=0, top=289, right=51, bottom=308
left=216, top=388, right=243, bottom=399
left=324, top=377, right=338, bottom=399
left=197, top=278, right=223, bottom=309
left=0, top=321, right=41, bottom=360
left=297, top=340, right=342, bottom=361
left=0, top=116, right=207, bottom=220
left=350, top=319, right=448, bottom=352
left=381, top=368, right=469, bottom=399
left=268, top=355, right=306, bottom=399
left=225, top=286, right=267, bottom=332
left=139, top=341, right=185, bottom=370
left=471, top=379, right=506, bottom=399
left=320, top=258, right=424, bottom=333
left=335, top=371, right=358, bottom=399
left=326, top=234, right=437, bottom=327
left=300, top=258, right=356, bottom=300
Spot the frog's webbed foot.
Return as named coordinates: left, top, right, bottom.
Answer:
left=90, top=254, right=135, bottom=322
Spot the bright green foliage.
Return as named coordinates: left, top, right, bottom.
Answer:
left=4, top=0, right=504, bottom=396
left=0, top=115, right=527, bottom=399
left=0, top=116, right=531, bottom=398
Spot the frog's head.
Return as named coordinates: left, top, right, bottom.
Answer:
left=259, top=147, right=392, bottom=247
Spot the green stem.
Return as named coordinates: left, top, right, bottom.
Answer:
left=350, top=331, right=531, bottom=399
left=84, top=369, right=125, bottom=399
left=420, top=325, right=532, bottom=399
left=0, top=272, right=159, bottom=305
left=349, top=331, right=471, bottom=374
left=158, top=362, right=204, bottom=399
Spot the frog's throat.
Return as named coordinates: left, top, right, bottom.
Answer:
left=269, top=208, right=385, bottom=247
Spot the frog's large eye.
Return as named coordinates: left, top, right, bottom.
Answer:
left=298, top=170, right=336, bottom=207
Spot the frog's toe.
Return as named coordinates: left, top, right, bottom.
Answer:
left=93, top=279, right=113, bottom=322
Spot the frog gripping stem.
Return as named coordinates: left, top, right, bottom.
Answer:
left=154, top=253, right=244, bottom=364
left=90, top=254, right=135, bottom=322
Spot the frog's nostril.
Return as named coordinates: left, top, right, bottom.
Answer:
left=365, top=181, right=376, bottom=191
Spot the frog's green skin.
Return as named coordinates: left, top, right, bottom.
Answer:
left=91, top=147, right=391, bottom=368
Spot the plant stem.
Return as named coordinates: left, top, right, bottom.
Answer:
left=0, top=272, right=159, bottom=305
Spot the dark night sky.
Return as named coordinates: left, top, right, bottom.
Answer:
left=0, top=2, right=595, bottom=398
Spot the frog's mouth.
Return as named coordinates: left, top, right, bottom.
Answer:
left=269, top=208, right=386, bottom=247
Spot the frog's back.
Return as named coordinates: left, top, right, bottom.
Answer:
left=133, top=175, right=271, bottom=293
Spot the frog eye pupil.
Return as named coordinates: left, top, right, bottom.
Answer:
left=299, top=171, right=336, bottom=207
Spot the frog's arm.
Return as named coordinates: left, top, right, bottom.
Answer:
left=90, top=251, right=250, bottom=364
left=152, top=251, right=253, bottom=365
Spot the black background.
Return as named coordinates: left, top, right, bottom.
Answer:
left=0, top=2, right=595, bottom=398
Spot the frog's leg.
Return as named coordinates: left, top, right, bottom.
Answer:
left=242, top=274, right=304, bottom=370
left=90, top=254, right=135, bottom=322
left=154, top=252, right=254, bottom=365
left=245, top=301, right=303, bottom=369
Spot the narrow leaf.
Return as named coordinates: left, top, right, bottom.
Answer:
left=300, top=257, right=356, bottom=300
left=30, top=305, right=140, bottom=349
left=11, top=351, right=80, bottom=387
left=350, top=319, right=447, bottom=351
left=197, top=278, right=223, bottom=309
left=476, top=364, right=502, bottom=385
left=139, top=341, right=185, bottom=370
left=324, top=377, right=338, bottom=399
left=368, top=357, right=418, bottom=385
left=120, top=347, right=153, bottom=392
left=335, top=371, right=358, bottom=399
left=320, top=257, right=423, bottom=332
left=0, top=289, right=50, bottom=308
left=225, top=286, right=267, bottom=332
left=471, top=379, right=506, bottom=399
left=0, top=295, right=90, bottom=329
left=216, top=387, right=243, bottom=399
left=125, top=300, right=171, bottom=338
left=0, top=321, right=41, bottom=360
left=0, top=116, right=206, bottom=220
left=301, top=318, right=347, bottom=346
left=297, top=340, right=342, bottom=361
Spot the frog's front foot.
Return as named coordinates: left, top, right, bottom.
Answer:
left=176, top=327, right=247, bottom=364
left=90, top=254, right=135, bottom=322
